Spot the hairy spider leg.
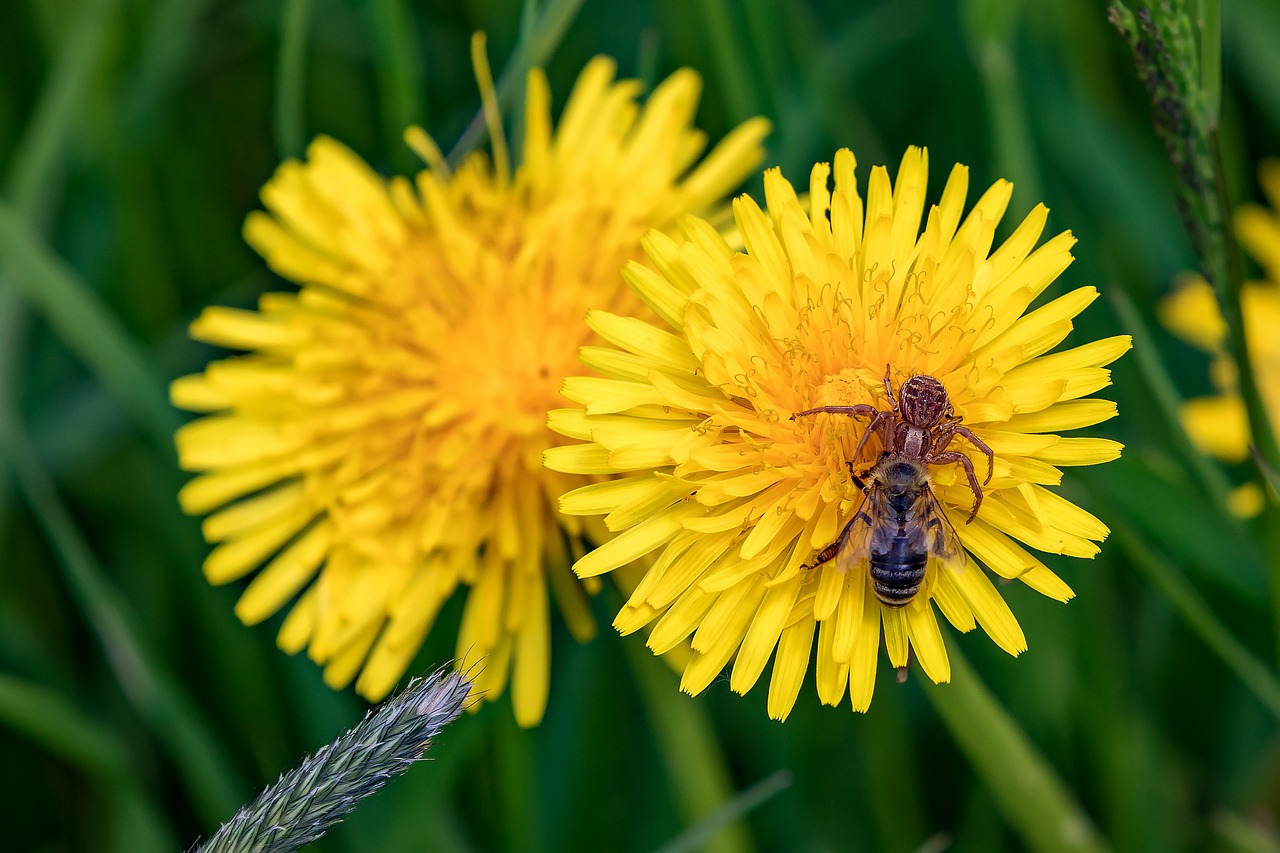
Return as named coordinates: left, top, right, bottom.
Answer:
left=790, top=403, right=878, bottom=420
left=853, top=409, right=897, bottom=461
left=932, top=424, right=995, bottom=485
left=929, top=449, right=984, bottom=522
left=881, top=364, right=901, bottom=413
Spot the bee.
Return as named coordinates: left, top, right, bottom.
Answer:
left=793, top=365, right=994, bottom=521
left=808, top=452, right=964, bottom=606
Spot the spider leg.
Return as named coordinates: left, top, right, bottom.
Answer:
left=932, top=425, right=994, bottom=488
left=882, top=364, right=900, bottom=413
left=853, top=410, right=896, bottom=460
left=950, top=425, right=994, bottom=485
left=929, top=450, right=983, bottom=522
left=791, top=403, right=878, bottom=420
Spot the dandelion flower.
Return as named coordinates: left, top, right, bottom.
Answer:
left=1161, top=159, right=1280, bottom=511
left=171, top=47, right=769, bottom=726
left=546, top=148, right=1130, bottom=719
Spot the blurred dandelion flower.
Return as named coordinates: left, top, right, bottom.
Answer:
left=1161, top=159, right=1280, bottom=515
left=171, top=44, right=769, bottom=725
left=546, top=148, right=1130, bottom=719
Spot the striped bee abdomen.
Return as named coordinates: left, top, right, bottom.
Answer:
left=869, top=529, right=927, bottom=607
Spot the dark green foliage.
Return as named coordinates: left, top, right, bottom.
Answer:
left=1, top=1, right=1279, bottom=851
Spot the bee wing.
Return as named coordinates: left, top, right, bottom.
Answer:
left=922, top=485, right=967, bottom=571
left=835, top=490, right=881, bottom=573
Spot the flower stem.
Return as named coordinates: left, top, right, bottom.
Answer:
left=921, top=644, right=1110, bottom=853
left=1207, top=132, right=1280, bottom=670
left=275, top=0, right=312, bottom=160
left=1207, top=133, right=1280, bottom=474
left=1110, top=0, right=1280, bottom=670
left=624, top=640, right=754, bottom=853
left=1112, top=524, right=1280, bottom=720
left=1108, top=289, right=1236, bottom=514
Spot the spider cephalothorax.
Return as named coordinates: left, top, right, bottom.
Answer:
left=792, top=365, right=995, bottom=521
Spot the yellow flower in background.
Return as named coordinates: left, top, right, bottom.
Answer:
left=171, top=44, right=769, bottom=725
left=1161, top=159, right=1280, bottom=514
left=546, top=148, right=1129, bottom=719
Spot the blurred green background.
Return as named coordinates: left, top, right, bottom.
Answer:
left=4, top=0, right=1280, bottom=850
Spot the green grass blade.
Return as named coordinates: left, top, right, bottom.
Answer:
left=0, top=671, right=132, bottom=778
left=654, top=770, right=792, bottom=853
left=493, top=711, right=545, bottom=853
left=1108, top=289, right=1236, bottom=513
left=1251, top=445, right=1280, bottom=504
left=1200, top=0, right=1222, bottom=128
left=368, top=0, right=425, bottom=171
left=922, top=644, right=1111, bottom=853
left=105, top=785, right=178, bottom=853
left=1111, top=524, right=1280, bottom=720
left=625, top=642, right=753, bottom=853
left=688, top=0, right=759, bottom=122
left=741, top=0, right=786, bottom=121
left=120, top=0, right=212, bottom=128
left=508, top=0, right=538, bottom=164
left=1231, top=0, right=1280, bottom=131
left=4, top=0, right=118, bottom=220
left=0, top=202, right=179, bottom=453
left=1212, top=811, right=1280, bottom=853
left=276, top=0, right=313, bottom=159
left=445, top=0, right=587, bottom=166
left=0, top=404, right=244, bottom=822
left=961, top=0, right=1043, bottom=208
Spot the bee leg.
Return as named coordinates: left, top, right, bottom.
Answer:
left=928, top=450, right=983, bottom=522
left=926, top=516, right=946, bottom=550
left=846, top=460, right=871, bottom=493
left=802, top=510, right=867, bottom=570
left=847, top=456, right=887, bottom=493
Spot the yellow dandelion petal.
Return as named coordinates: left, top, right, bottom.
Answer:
left=1019, top=565, right=1076, bottom=602
left=830, top=572, right=864, bottom=663
left=730, top=571, right=803, bottom=694
left=278, top=585, right=317, bottom=653
left=1004, top=399, right=1118, bottom=433
left=815, top=617, right=850, bottom=707
left=905, top=602, right=951, bottom=684
left=932, top=568, right=977, bottom=632
left=648, top=585, right=716, bottom=653
left=234, top=521, right=332, bottom=624
left=846, top=585, right=882, bottom=713
left=768, top=613, right=816, bottom=721
left=173, top=55, right=769, bottom=725
left=881, top=604, right=910, bottom=668
left=950, top=560, right=1027, bottom=656
left=547, top=148, right=1126, bottom=716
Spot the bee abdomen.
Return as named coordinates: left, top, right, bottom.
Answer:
left=869, top=552, right=927, bottom=607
